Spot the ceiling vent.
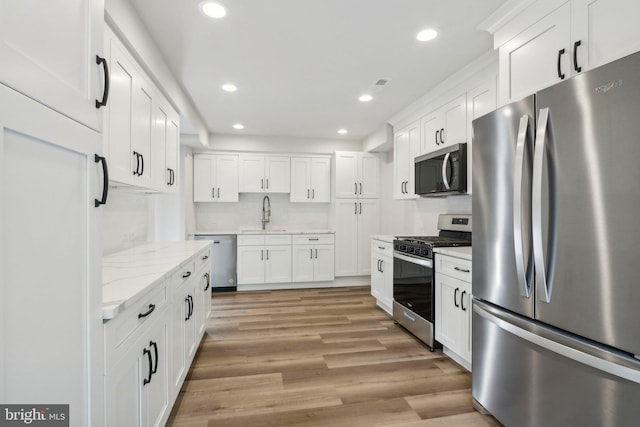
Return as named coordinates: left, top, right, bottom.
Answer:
left=367, top=78, right=391, bottom=94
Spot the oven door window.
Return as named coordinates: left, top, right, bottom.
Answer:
left=393, top=256, right=433, bottom=321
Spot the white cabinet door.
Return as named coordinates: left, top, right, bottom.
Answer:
left=193, top=155, right=214, bottom=202
left=572, top=0, right=640, bottom=71
left=335, top=152, right=359, bottom=198
left=141, top=318, right=170, bottom=427
left=441, top=94, right=467, bottom=148
left=370, top=254, right=382, bottom=299
left=184, top=283, right=198, bottom=361
left=151, top=103, right=169, bottom=191
left=467, top=78, right=497, bottom=195
left=293, top=244, right=315, bottom=282
left=214, top=155, right=239, bottom=202
left=334, top=200, right=360, bottom=276
left=105, top=38, right=135, bottom=185
left=238, top=155, right=265, bottom=192
left=170, top=287, right=187, bottom=396
left=237, top=246, right=265, bottom=284
left=265, top=245, right=292, bottom=283
left=0, top=85, right=103, bottom=426
left=0, top=0, right=104, bottom=131
left=131, top=79, right=154, bottom=188
left=290, top=157, right=312, bottom=202
left=165, top=116, right=179, bottom=193
left=358, top=154, right=380, bottom=198
left=420, top=111, right=441, bottom=154
left=394, top=120, right=420, bottom=199
left=314, top=245, right=335, bottom=281
left=105, top=341, right=142, bottom=427
left=195, top=269, right=209, bottom=338
left=499, top=2, right=571, bottom=105
left=310, top=157, right=331, bottom=202
left=356, top=200, right=380, bottom=275
left=436, top=273, right=462, bottom=350
left=265, top=156, right=290, bottom=193
left=379, top=254, right=393, bottom=313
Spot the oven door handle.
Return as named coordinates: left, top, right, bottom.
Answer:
left=393, top=251, right=433, bottom=268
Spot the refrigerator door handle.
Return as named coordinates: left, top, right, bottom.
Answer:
left=441, top=152, right=451, bottom=190
left=532, top=108, right=557, bottom=303
left=513, top=115, right=533, bottom=298
left=474, top=300, right=640, bottom=384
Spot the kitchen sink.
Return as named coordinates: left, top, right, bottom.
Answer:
left=240, top=229, right=287, bottom=233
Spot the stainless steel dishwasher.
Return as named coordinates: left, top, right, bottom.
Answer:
left=194, top=234, right=237, bottom=291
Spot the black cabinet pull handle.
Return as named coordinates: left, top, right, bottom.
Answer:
left=202, top=255, right=209, bottom=260
left=132, top=151, right=139, bottom=176
left=310, top=249, right=313, bottom=259
left=308, top=238, right=319, bottom=241
left=94, top=154, right=109, bottom=207
left=359, top=182, right=362, bottom=195
left=138, top=304, right=156, bottom=319
left=261, top=178, right=264, bottom=189
left=377, top=259, right=381, bottom=272
left=454, top=266, right=470, bottom=273
left=171, top=169, right=174, bottom=185
left=182, top=271, right=192, bottom=279
left=440, top=128, right=445, bottom=144
left=315, top=248, right=318, bottom=259
left=307, top=189, right=310, bottom=199
left=354, top=182, right=358, bottom=195
left=312, top=188, right=315, bottom=199
left=261, top=249, right=264, bottom=261
left=140, top=153, right=144, bottom=176
left=573, top=40, right=582, bottom=72
left=379, top=260, right=383, bottom=273
left=266, top=249, right=269, bottom=260
left=204, top=272, right=210, bottom=291
left=454, top=287, right=460, bottom=308
left=189, top=295, right=194, bottom=318
left=217, top=188, right=220, bottom=198
left=143, top=348, right=152, bottom=385
left=359, top=202, right=362, bottom=215
left=266, top=178, right=269, bottom=189
left=461, top=291, right=467, bottom=311
left=185, top=297, right=190, bottom=321
left=167, top=168, right=171, bottom=185
left=557, top=48, right=566, bottom=79
left=435, top=129, right=440, bottom=145
left=95, top=55, right=110, bottom=108
left=354, top=202, right=357, bottom=215
left=150, top=341, right=158, bottom=374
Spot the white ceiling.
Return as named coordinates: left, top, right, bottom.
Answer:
left=129, top=0, right=505, bottom=141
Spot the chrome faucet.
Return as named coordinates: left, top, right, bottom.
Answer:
left=262, top=195, right=271, bottom=230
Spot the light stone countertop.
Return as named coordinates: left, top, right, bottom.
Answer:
left=102, top=241, right=212, bottom=320
left=371, top=235, right=396, bottom=244
left=192, top=229, right=335, bottom=235
left=433, top=246, right=472, bottom=260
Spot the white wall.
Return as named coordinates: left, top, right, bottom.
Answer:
left=207, top=133, right=363, bottom=153
left=378, top=152, right=471, bottom=236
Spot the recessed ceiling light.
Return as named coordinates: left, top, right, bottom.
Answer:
left=358, top=94, right=373, bottom=103
left=233, top=123, right=244, bottom=130
left=337, top=129, right=348, bottom=135
left=416, top=28, right=438, bottom=42
left=221, top=83, right=238, bottom=92
left=201, top=2, right=227, bottom=18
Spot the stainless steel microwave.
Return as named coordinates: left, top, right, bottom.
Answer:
left=414, top=143, right=467, bottom=196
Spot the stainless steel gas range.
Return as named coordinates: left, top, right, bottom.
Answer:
left=393, top=214, right=472, bottom=350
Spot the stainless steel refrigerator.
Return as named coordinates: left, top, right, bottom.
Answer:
left=472, top=51, right=640, bottom=426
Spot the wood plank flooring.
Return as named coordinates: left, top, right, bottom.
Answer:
left=167, top=286, right=501, bottom=427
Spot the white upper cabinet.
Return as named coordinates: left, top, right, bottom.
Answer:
left=151, top=99, right=179, bottom=193
left=0, top=0, right=105, bottom=132
left=335, top=152, right=380, bottom=199
left=498, top=2, right=571, bottom=104
left=393, top=120, right=420, bottom=199
left=193, top=154, right=239, bottom=202
left=420, top=94, right=467, bottom=154
left=238, top=155, right=290, bottom=193
left=290, top=156, right=331, bottom=203
left=496, top=0, right=640, bottom=105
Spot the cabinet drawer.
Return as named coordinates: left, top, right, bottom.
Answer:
left=265, top=234, right=292, bottom=245
left=371, top=239, right=393, bottom=257
left=197, top=247, right=211, bottom=269
left=105, top=280, right=168, bottom=354
left=237, top=234, right=266, bottom=246
left=292, top=234, right=334, bottom=245
left=172, top=260, right=196, bottom=290
left=436, top=255, right=472, bottom=282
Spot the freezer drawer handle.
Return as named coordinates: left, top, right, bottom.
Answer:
left=453, top=266, right=470, bottom=273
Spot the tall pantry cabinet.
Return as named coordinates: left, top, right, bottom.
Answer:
left=333, top=152, right=380, bottom=277
left=0, top=1, right=106, bottom=426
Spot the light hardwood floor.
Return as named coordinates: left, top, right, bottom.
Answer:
left=167, top=286, right=501, bottom=426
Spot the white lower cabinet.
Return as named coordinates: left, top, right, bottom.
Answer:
left=105, top=245, right=211, bottom=427
left=237, top=235, right=292, bottom=285
left=104, top=281, right=171, bottom=427
left=334, top=199, right=380, bottom=276
left=292, top=235, right=335, bottom=282
left=370, top=239, right=393, bottom=314
left=435, top=253, right=472, bottom=370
